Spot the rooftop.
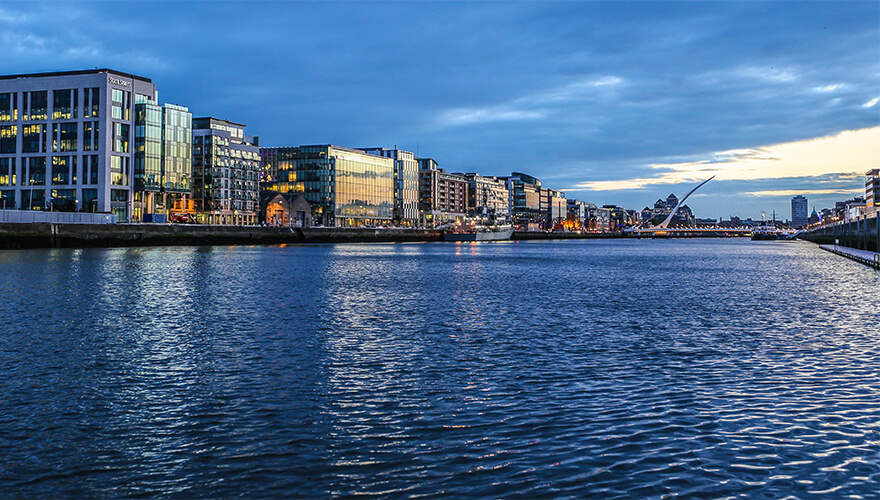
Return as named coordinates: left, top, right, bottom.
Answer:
left=0, top=68, right=152, bottom=83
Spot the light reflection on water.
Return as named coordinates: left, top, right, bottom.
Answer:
left=0, top=239, right=879, bottom=497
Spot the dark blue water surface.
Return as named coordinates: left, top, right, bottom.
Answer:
left=1, top=239, right=879, bottom=498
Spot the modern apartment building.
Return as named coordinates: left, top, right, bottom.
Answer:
left=192, top=118, right=260, bottom=225
left=460, top=172, right=510, bottom=223
left=542, top=187, right=567, bottom=228
left=866, top=169, right=880, bottom=214
left=418, top=158, right=467, bottom=226
left=504, top=172, right=543, bottom=227
left=359, top=147, right=419, bottom=226
left=791, top=194, right=808, bottom=228
left=261, top=145, right=394, bottom=227
left=0, top=69, right=158, bottom=220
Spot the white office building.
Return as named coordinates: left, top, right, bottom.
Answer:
left=0, top=69, right=162, bottom=221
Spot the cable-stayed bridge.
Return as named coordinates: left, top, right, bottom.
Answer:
left=633, top=175, right=755, bottom=237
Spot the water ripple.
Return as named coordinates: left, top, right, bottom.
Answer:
left=1, top=240, right=879, bottom=497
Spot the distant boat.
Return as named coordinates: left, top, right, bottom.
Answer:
left=444, top=224, right=513, bottom=242
left=751, top=220, right=780, bottom=240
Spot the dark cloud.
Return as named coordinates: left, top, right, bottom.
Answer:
left=2, top=1, right=877, bottom=218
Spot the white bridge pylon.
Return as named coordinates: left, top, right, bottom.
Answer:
left=655, top=175, right=716, bottom=229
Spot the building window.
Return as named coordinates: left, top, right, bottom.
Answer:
left=110, top=155, right=128, bottom=186
left=81, top=121, right=100, bottom=152
left=25, top=91, right=48, bottom=121
left=0, top=93, right=17, bottom=122
left=81, top=188, right=98, bottom=212
left=58, top=123, right=77, bottom=152
left=85, top=155, right=99, bottom=185
left=111, top=89, right=130, bottom=120
left=52, top=89, right=77, bottom=120
left=0, top=125, right=16, bottom=154
left=21, top=189, right=45, bottom=210
left=83, top=88, right=99, bottom=118
left=27, top=157, right=46, bottom=186
left=0, top=158, right=15, bottom=186
left=113, top=122, right=129, bottom=153
left=110, top=189, right=128, bottom=202
left=22, top=124, right=47, bottom=153
left=52, top=156, right=76, bottom=185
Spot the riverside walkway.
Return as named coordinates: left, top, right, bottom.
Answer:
left=819, top=244, right=880, bottom=269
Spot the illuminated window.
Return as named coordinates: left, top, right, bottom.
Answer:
left=0, top=93, right=16, bottom=122
left=0, top=125, right=16, bottom=154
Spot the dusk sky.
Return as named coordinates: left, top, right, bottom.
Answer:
left=2, top=1, right=878, bottom=220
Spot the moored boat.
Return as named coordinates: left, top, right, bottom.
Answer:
left=751, top=220, right=780, bottom=240
left=444, top=224, right=514, bottom=241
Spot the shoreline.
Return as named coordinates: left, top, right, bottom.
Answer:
left=0, top=223, right=644, bottom=249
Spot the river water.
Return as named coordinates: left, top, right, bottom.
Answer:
left=1, top=239, right=878, bottom=498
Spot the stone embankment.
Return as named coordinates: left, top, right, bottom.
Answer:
left=0, top=224, right=645, bottom=249
left=0, top=223, right=444, bottom=249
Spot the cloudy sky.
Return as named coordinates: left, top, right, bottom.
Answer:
left=2, top=1, right=878, bottom=220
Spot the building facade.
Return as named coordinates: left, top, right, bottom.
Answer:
left=418, top=158, right=468, bottom=226
left=586, top=205, right=611, bottom=232
left=133, top=100, right=191, bottom=221
left=192, top=118, right=260, bottom=225
left=261, top=145, right=394, bottom=227
left=460, top=172, right=509, bottom=223
left=542, top=187, right=567, bottom=228
left=791, top=195, right=808, bottom=228
left=360, top=147, right=419, bottom=226
left=567, top=199, right=590, bottom=229
left=504, top=172, right=543, bottom=227
left=0, top=69, right=158, bottom=220
left=866, top=169, right=880, bottom=214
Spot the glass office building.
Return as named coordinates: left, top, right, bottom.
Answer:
left=133, top=100, right=191, bottom=221
left=359, top=147, right=419, bottom=226
left=261, top=145, right=394, bottom=227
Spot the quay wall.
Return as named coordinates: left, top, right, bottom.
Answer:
left=801, top=213, right=880, bottom=253
left=0, top=223, right=443, bottom=249
left=0, top=224, right=754, bottom=250
left=512, top=231, right=629, bottom=240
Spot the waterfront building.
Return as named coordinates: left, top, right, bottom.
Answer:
left=418, top=158, right=467, bottom=226
left=541, top=188, right=567, bottom=229
left=0, top=69, right=160, bottom=220
left=504, top=172, right=543, bottom=227
left=259, top=191, right=312, bottom=227
left=585, top=205, right=611, bottom=232
left=261, top=145, right=394, bottom=227
left=360, top=147, right=419, bottom=226
left=844, top=198, right=866, bottom=223
left=459, top=172, right=509, bottom=223
left=191, top=118, right=260, bottom=225
left=791, top=195, right=808, bottom=228
left=133, top=101, right=192, bottom=221
left=866, top=169, right=880, bottom=214
left=604, top=204, right=633, bottom=230
left=567, top=200, right=588, bottom=229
